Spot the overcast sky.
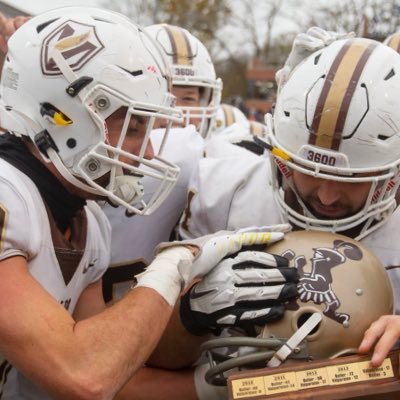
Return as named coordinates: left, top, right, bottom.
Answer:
left=2, top=0, right=104, bottom=15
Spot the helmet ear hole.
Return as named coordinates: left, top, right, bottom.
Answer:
left=296, top=312, right=321, bottom=336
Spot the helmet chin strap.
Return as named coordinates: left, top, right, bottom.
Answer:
left=49, top=147, right=146, bottom=207
left=267, top=312, right=322, bottom=367
left=112, top=174, right=144, bottom=206
left=47, top=148, right=100, bottom=195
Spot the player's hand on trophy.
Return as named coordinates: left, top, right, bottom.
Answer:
left=137, top=224, right=292, bottom=307
left=157, top=223, right=292, bottom=287
left=180, top=248, right=299, bottom=336
left=276, top=26, right=354, bottom=91
left=359, top=315, right=400, bottom=367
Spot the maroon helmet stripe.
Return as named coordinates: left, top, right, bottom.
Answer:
left=309, top=39, right=377, bottom=150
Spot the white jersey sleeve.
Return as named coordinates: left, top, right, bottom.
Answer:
left=0, top=162, right=40, bottom=262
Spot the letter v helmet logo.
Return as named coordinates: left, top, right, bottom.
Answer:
left=40, top=20, right=104, bottom=76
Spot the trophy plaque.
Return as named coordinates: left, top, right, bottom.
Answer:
left=228, top=350, right=400, bottom=400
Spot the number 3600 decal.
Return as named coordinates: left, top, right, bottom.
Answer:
left=307, top=150, right=337, bottom=166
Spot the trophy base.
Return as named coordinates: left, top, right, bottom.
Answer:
left=228, top=350, right=400, bottom=400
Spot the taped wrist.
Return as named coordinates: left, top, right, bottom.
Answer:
left=136, top=246, right=194, bottom=306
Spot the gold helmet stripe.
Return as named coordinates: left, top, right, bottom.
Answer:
left=386, top=34, right=400, bottom=53
left=163, top=24, right=193, bottom=65
left=250, top=121, right=264, bottom=137
left=223, top=105, right=235, bottom=126
left=310, top=39, right=378, bottom=150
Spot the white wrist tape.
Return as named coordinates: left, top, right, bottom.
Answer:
left=194, top=363, right=227, bottom=400
left=135, top=246, right=194, bottom=306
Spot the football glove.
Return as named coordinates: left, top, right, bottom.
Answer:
left=180, top=249, right=299, bottom=335
left=136, top=225, right=290, bottom=306
left=156, top=224, right=291, bottom=287
left=276, top=26, right=354, bottom=91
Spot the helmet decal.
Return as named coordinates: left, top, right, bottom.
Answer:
left=41, top=20, right=104, bottom=76
left=309, top=39, right=378, bottom=150
left=163, top=24, right=194, bottom=66
left=282, top=238, right=363, bottom=325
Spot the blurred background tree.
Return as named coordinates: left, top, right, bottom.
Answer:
left=97, top=0, right=400, bottom=112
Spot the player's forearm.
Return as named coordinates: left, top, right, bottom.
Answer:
left=147, top=299, right=206, bottom=369
left=65, top=287, right=173, bottom=399
left=9, top=287, right=173, bottom=400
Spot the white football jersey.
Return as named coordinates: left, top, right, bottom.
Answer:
left=204, top=131, right=259, bottom=159
left=179, top=138, right=284, bottom=239
left=211, top=120, right=252, bottom=143
left=179, top=151, right=400, bottom=314
left=0, top=159, right=111, bottom=399
left=102, top=126, right=204, bottom=302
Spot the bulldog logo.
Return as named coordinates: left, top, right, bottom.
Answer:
left=40, top=20, right=104, bottom=76
left=282, top=239, right=363, bottom=325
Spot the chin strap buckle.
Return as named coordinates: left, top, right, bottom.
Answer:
left=34, top=129, right=59, bottom=158
left=267, top=312, right=322, bottom=367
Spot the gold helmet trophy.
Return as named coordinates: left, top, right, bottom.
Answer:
left=202, top=231, right=396, bottom=400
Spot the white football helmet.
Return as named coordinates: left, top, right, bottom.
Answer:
left=202, top=231, right=394, bottom=385
left=145, top=24, right=222, bottom=138
left=266, top=37, right=400, bottom=239
left=384, top=32, right=400, bottom=53
left=249, top=120, right=267, bottom=138
left=0, top=7, right=183, bottom=215
left=211, top=103, right=247, bottom=136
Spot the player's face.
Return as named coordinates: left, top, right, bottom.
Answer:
left=292, top=170, right=372, bottom=220
left=106, top=107, right=154, bottom=165
left=154, top=85, right=201, bottom=130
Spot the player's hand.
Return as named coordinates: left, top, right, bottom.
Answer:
left=358, top=315, right=400, bottom=367
left=156, top=224, right=291, bottom=288
left=0, top=13, right=31, bottom=54
left=138, top=225, right=290, bottom=306
left=180, top=249, right=299, bottom=335
left=276, top=26, right=354, bottom=91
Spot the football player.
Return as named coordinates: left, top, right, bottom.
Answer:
left=211, top=103, right=248, bottom=136
left=145, top=23, right=222, bottom=139
left=203, top=103, right=269, bottom=157
left=178, top=31, right=400, bottom=398
left=102, top=23, right=222, bottom=305
left=98, top=23, right=224, bottom=400
left=0, top=7, right=289, bottom=399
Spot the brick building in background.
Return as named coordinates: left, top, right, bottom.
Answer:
left=244, top=57, right=277, bottom=121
